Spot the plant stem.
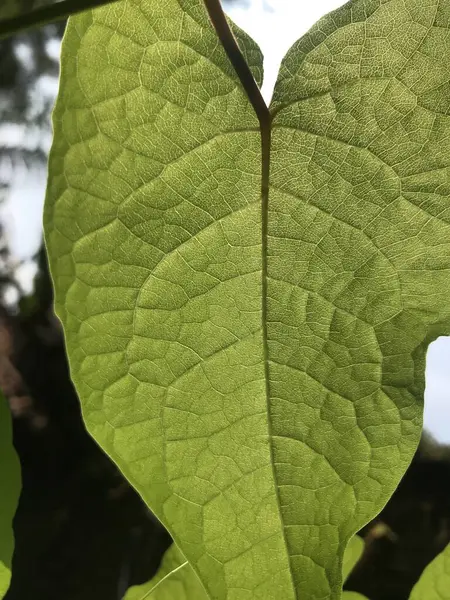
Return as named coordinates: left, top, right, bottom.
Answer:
left=202, top=0, right=269, bottom=126
left=0, top=0, right=119, bottom=39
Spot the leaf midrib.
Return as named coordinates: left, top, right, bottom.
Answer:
left=202, top=0, right=297, bottom=597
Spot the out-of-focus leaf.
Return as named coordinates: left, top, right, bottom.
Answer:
left=409, top=543, right=450, bottom=600
left=0, top=392, right=20, bottom=598
left=0, top=0, right=17, bottom=20
left=343, top=536, right=364, bottom=582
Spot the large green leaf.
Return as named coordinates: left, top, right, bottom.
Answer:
left=44, top=0, right=450, bottom=597
left=409, top=543, right=450, bottom=600
left=0, top=392, right=20, bottom=599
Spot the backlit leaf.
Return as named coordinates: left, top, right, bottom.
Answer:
left=44, top=0, right=450, bottom=597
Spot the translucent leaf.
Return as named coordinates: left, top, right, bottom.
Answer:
left=409, top=543, right=450, bottom=600
left=0, top=392, right=20, bottom=598
left=44, top=0, right=450, bottom=597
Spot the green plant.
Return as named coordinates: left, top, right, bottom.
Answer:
left=0, top=392, right=20, bottom=598
left=2, top=0, right=450, bottom=597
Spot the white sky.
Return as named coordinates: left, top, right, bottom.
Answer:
left=225, top=0, right=345, bottom=101
left=1, top=0, right=450, bottom=443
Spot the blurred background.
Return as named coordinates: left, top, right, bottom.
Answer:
left=1, top=1, right=450, bottom=598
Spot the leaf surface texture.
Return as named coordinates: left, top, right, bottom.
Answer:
left=45, top=0, right=450, bottom=597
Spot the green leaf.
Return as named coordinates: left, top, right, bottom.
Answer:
left=409, top=543, right=450, bottom=600
left=342, top=593, right=368, bottom=600
left=124, top=544, right=207, bottom=600
left=44, top=0, right=450, bottom=597
left=0, top=392, right=20, bottom=599
left=343, top=536, right=364, bottom=583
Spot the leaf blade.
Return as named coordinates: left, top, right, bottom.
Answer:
left=266, top=0, right=450, bottom=594
left=45, top=0, right=450, bottom=597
